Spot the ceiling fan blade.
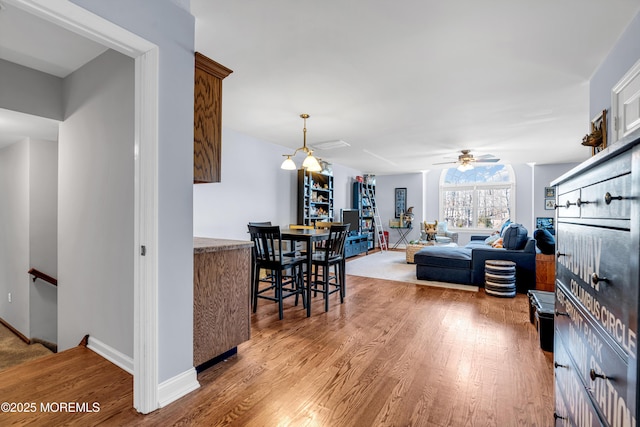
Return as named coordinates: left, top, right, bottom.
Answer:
left=475, top=158, right=500, bottom=163
left=475, top=154, right=496, bottom=159
left=432, top=161, right=458, bottom=165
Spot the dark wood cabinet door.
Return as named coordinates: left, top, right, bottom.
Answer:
left=194, top=52, right=232, bottom=183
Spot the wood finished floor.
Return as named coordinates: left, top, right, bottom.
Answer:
left=0, top=273, right=554, bottom=426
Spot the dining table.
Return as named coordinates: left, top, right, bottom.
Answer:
left=280, top=227, right=331, bottom=317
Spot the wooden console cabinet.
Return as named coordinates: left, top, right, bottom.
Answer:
left=193, top=238, right=251, bottom=367
left=534, top=254, right=555, bottom=292
left=194, top=52, right=232, bottom=184
left=552, top=127, right=640, bottom=426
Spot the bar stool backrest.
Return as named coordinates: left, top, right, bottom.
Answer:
left=320, top=224, right=349, bottom=260
left=249, top=225, right=285, bottom=267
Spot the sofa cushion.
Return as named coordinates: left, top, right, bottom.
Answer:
left=414, top=246, right=472, bottom=269
left=534, top=229, right=555, bottom=255
left=484, top=234, right=501, bottom=246
left=466, top=239, right=489, bottom=249
left=503, top=224, right=528, bottom=250
left=436, top=221, right=448, bottom=236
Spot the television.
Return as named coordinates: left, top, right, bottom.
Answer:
left=341, top=209, right=360, bottom=235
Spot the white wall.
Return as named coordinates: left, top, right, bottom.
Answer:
left=0, top=138, right=58, bottom=343
left=58, top=50, right=134, bottom=354
left=0, top=140, right=30, bottom=334
left=532, top=163, right=578, bottom=228
left=590, top=11, right=640, bottom=139
left=375, top=173, right=424, bottom=246
left=331, top=162, right=363, bottom=220
left=512, top=163, right=533, bottom=231
left=193, top=128, right=362, bottom=239
left=0, top=59, right=63, bottom=121
left=70, top=0, right=196, bottom=382
left=29, top=139, right=58, bottom=344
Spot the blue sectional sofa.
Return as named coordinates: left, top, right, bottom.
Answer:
left=413, top=224, right=537, bottom=293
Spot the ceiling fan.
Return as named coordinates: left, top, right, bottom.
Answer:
left=433, top=149, right=500, bottom=171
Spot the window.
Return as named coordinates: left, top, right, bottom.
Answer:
left=439, top=165, right=515, bottom=230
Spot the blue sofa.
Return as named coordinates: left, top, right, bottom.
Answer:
left=414, top=228, right=537, bottom=293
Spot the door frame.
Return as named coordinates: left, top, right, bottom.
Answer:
left=9, top=0, right=160, bottom=413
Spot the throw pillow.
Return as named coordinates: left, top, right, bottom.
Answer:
left=499, top=219, right=512, bottom=237
left=436, top=221, right=448, bottom=236
left=484, top=234, right=501, bottom=246
left=502, top=223, right=528, bottom=250
left=534, top=229, right=556, bottom=255
left=491, top=238, right=503, bottom=248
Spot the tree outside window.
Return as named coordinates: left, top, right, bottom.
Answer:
left=439, top=165, right=515, bottom=230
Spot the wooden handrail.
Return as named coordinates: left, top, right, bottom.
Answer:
left=28, top=268, right=57, bottom=287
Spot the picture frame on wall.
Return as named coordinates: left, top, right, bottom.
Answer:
left=544, top=187, right=555, bottom=199
left=545, top=199, right=556, bottom=210
left=395, top=187, right=407, bottom=218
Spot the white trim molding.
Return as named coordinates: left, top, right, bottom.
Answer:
left=133, top=46, right=160, bottom=414
left=87, top=336, right=134, bottom=374
left=10, top=0, right=161, bottom=415
left=612, top=57, right=640, bottom=143
left=158, top=368, right=200, bottom=408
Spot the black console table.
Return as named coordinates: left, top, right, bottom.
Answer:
left=389, top=225, right=412, bottom=249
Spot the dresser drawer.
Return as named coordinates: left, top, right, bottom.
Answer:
left=557, top=188, right=581, bottom=218
left=554, top=336, right=605, bottom=426
left=580, top=172, right=632, bottom=220
left=556, top=223, right=637, bottom=355
left=555, top=286, right=636, bottom=426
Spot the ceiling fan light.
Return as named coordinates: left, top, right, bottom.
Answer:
left=303, top=153, right=322, bottom=171
left=281, top=156, right=297, bottom=170
left=457, top=163, right=474, bottom=172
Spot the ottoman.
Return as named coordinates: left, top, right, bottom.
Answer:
left=414, top=246, right=473, bottom=285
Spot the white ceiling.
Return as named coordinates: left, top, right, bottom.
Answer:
left=2, top=1, right=640, bottom=173
left=192, top=0, right=640, bottom=173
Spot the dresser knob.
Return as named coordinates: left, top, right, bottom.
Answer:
left=576, top=198, right=592, bottom=207
left=564, top=200, right=576, bottom=208
left=554, top=362, right=567, bottom=369
left=604, top=192, right=623, bottom=205
left=589, top=368, right=607, bottom=381
left=555, top=310, right=570, bottom=318
left=556, top=252, right=568, bottom=259
left=591, top=273, right=609, bottom=285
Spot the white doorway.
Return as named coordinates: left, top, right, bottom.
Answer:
left=4, top=0, right=160, bottom=414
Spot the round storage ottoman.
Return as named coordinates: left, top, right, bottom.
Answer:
left=485, top=260, right=516, bottom=297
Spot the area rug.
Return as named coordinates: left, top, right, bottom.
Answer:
left=346, top=250, right=479, bottom=292
left=0, top=323, right=53, bottom=371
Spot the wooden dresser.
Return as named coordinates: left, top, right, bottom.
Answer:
left=551, top=128, right=640, bottom=426
left=193, top=238, right=252, bottom=368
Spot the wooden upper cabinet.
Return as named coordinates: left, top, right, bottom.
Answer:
left=194, top=52, right=233, bottom=183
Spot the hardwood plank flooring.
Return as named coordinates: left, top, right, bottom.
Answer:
left=0, top=274, right=554, bottom=426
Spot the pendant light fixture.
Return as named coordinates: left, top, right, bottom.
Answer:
left=280, top=114, right=322, bottom=172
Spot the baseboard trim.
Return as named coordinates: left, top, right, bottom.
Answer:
left=158, top=368, right=200, bottom=408
left=0, top=316, right=30, bottom=344
left=87, top=336, right=134, bottom=374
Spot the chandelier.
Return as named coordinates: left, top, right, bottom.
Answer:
left=280, top=114, right=322, bottom=172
